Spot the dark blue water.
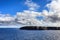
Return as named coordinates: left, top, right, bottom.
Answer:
left=0, top=28, right=60, bottom=40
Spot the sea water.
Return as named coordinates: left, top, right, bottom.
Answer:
left=0, top=28, right=60, bottom=40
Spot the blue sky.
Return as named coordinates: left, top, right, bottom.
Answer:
left=0, top=0, right=60, bottom=27
left=0, top=0, right=51, bottom=15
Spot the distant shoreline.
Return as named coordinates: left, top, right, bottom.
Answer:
left=20, top=26, right=60, bottom=30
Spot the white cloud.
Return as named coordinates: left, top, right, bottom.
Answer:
left=25, top=0, right=40, bottom=11
left=0, top=14, right=15, bottom=22
left=0, top=0, right=43, bottom=28
left=42, top=0, right=60, bottom=26
left=16, top=10, right=43, bottom=26
left=1, top=0, right=60, bottom=28
left=17, top=0, right=60, bottom=27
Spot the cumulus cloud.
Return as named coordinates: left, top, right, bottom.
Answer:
left=0, top=0, right=43, bottom=27
left=16, top=10, right=42, bottom=26
left=0, top=14, right=15, bottom=22
left=41, top=0, right=60, bottom=26
left=0, top=0, right=60, bottom=27
left=20, top=0, right=60, bottom=26
left=15, top=0, right=43, bottom=26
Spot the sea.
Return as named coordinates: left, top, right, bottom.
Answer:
left=0, top=28, right=60, bottom=40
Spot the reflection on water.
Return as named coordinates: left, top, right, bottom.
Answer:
left=0, top=28, right=60, bottom=40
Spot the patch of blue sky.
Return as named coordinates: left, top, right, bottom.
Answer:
left=0, top=0, right=51, bottom=15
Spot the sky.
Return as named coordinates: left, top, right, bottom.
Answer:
left=0, top=0, right=51, bottom=15
left=0, top=0, right=60, bottom=28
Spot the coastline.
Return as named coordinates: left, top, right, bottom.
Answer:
left=20, top=26, right=60, bottom=30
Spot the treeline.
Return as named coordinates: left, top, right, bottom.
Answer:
left=20, top=26, right=60, bottom=30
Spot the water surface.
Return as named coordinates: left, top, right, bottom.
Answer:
left=0, top=28, right=60, bottom=40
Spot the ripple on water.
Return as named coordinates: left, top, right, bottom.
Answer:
left=0, top=29, right=60, bottom=40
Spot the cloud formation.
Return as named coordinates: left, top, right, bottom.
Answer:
left=0, top=14, right=15, bottom=22
left=0, top=0, right=60, bottom=27
left=42, top=0, right=60, bottom=26
left=16, top=10, right=42, bottom=26
left=22, top=0, right=60, bottom=26
left=25, top=0, right=40, bottom=11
